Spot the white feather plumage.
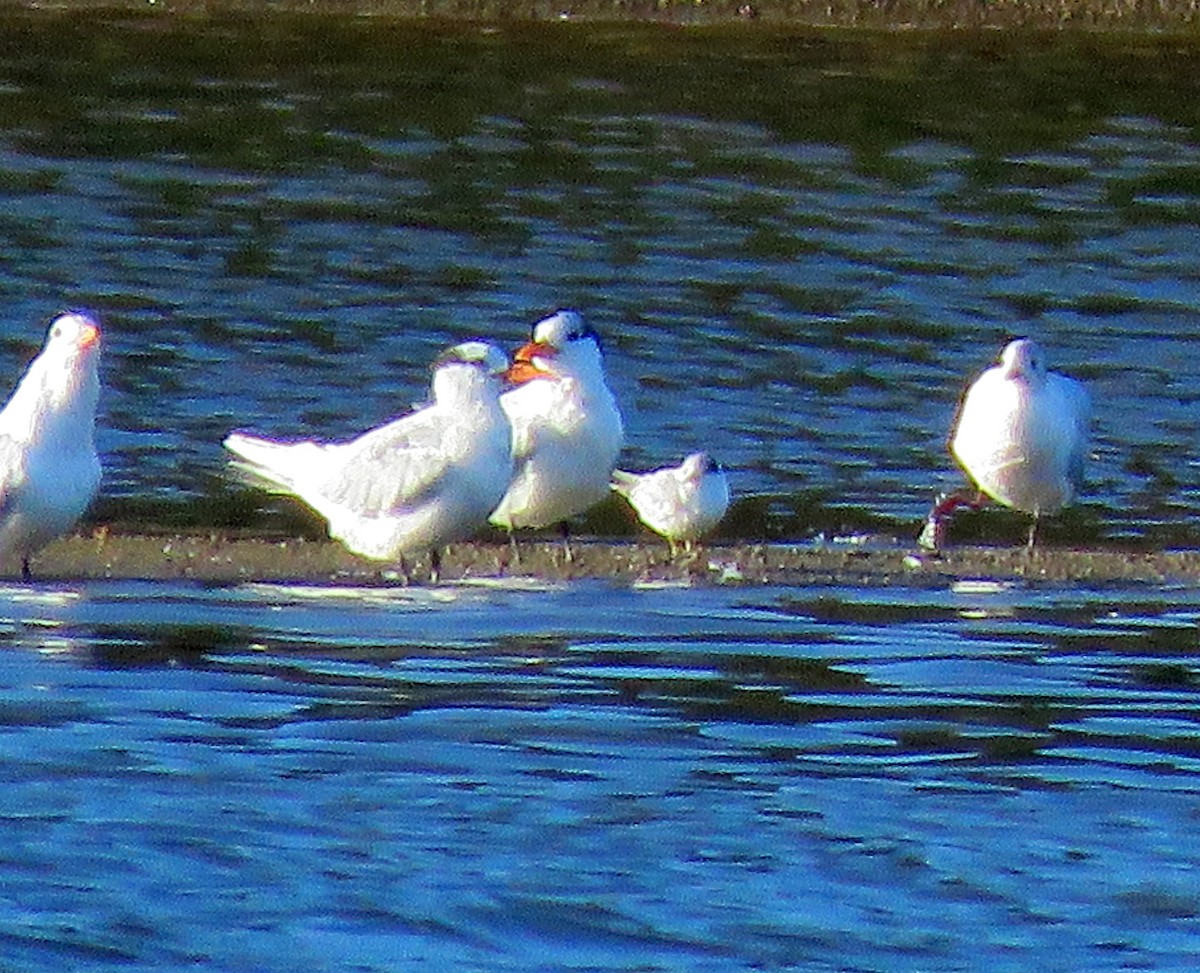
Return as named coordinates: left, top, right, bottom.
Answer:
left=0, top=312, right=102, bottom=578
left=225, top=341, right=512, bottom=565
left=611, top=452, right=729, bottom=554
left=490, top=311, right=624, bottom=532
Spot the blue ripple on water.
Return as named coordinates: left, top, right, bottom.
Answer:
left=0, top=579, right=1196, bottom=969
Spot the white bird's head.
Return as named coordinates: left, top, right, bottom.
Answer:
left=45, top=309, right=100, bottom=351
left=38, top=310, right=101, bottom=397
left=36, top=309, right=99, bottom=379
left=681, top=451, right=717, bottom=480
left=998, top=338, right=1047, bottom=384
left=434, top=340, right=509, bottom=376
left=505, top=310, right=604, bottom=386
left=430, top=340, right=509, bottom=406
left=1, top=310, right=102, bottom=440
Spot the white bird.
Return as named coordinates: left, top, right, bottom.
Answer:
left=0, top=311, right=102, bottom=580
left=611, top=452, right=730, bottom=556
left=489, top=310, right=624, bottom=555
left=920, top=337, right=1090, bottom=550
left=224, top=341, right=512, bottom=581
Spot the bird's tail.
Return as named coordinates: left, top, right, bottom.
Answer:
left=223, top=432, right=328, bottom=494
left=609, top=468, right=638, bottom=498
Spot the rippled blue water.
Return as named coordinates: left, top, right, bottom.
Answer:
left=0, top=19, right=1199, bottom=539
left=1, top=577, right=1198, bottom=971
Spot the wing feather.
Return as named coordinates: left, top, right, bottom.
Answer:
left=0, top=435, right=26, bottom=516
left=315, top=406, right=458, bottom=517
left=1052, top=373, right=1091, bottom=491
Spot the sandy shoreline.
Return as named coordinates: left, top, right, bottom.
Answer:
left=10, top=531, right=1200, bottom=586
left=5, top=0, right=1200, bottom=31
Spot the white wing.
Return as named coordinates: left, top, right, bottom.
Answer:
left=627, top=468, right=691, bottom=531
left=0, top=435, right=26, bottom=517
left=314, top=405, right=464, bottom=517
left=1050, top=373, right=1091, bottom=490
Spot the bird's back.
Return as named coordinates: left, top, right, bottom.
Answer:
left=228, top=367, right=511, bottom=560
left=952, top=366, right=1088, bottom=514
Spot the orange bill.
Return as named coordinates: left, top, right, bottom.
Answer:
left=505, top=340, right=555, bottom=384
left=79, top=322, right=101, bottom=348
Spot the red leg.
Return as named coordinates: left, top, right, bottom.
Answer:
left=918, top=488, right=986, bottom=551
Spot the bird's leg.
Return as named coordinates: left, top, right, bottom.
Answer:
left=395, top=555, right=411, bottom=586
left=1026, top=516, right=1040, bottom=550
left=20, top=557, right=31, bottom=583
left=918, top=488, right=986, bottom=552
left=507, top=530, right=521, bottom=568
left=559, top=521, right=574, bottom=565
left=429, top=547, right=442, bottom=585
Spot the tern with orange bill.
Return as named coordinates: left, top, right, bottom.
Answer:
left=0, top=311, right=103, bottom=580
left=490, top=310, right=624, bottom=559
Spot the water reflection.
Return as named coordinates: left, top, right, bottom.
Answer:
left=0, top=578, right=1197, bottom=968
left=4, top=577, right=1197, bottom=777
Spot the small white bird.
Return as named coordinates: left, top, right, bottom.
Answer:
left=489, top=310, right=624, bottom=554
left=224, top=341, right=512, bottom=581
left=920, top=337, right=1090, bottom=550
left=611, top=452, right=730, bottom=556
left=0, top=311, right=103, bottom=580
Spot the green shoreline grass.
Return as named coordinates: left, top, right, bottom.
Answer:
left=5, top=0, right=1200, bottom=31
left=14, top=531, right=1200, bottom=586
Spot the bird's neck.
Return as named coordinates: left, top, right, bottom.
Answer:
left=434, top=367, right=496, bottom=413
left=566, top=350, right=613, bottom=397
left=1, top=359, right=98, bottom=445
